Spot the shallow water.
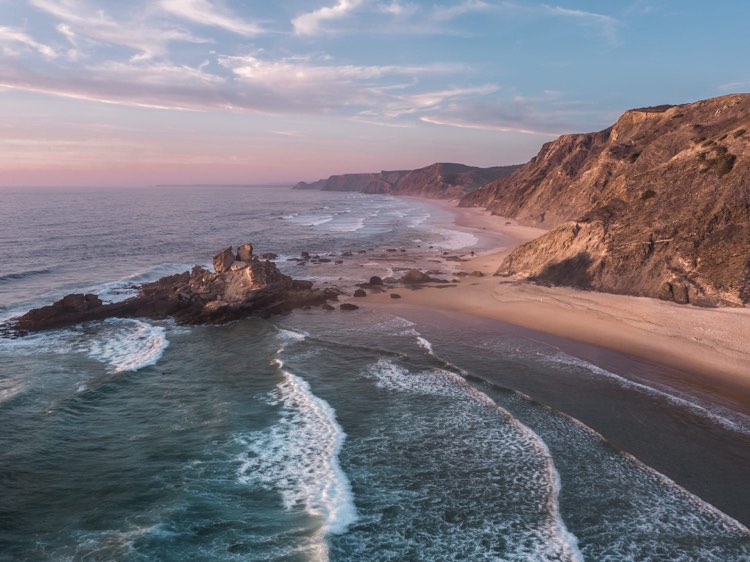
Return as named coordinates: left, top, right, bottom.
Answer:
left=0, top=186, right=748, bottom=560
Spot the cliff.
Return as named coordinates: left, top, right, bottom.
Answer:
left=460, top=94, right=750, bottom=306
left=294, top=162, right=519, bottom=198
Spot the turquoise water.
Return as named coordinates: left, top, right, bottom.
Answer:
left=1, top=186, right=748, bottom=561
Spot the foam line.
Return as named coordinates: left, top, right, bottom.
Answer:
left=87, top=319, right=169, bottom=373
left=544, top=352, right=750, bottom=436
left=237, top=334, right=356, bottom=555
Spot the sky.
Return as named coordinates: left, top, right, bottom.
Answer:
left=0, top=1, right=748, bottom=186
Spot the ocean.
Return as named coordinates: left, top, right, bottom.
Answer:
left=0, top=185, right=749, bottom=561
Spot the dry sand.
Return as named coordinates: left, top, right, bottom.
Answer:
left=368, top=199, right=750, bottom=410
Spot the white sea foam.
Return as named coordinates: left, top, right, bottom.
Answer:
left=544, top=352, right=750, bottom=435
left=92, top=262, right=198, bottom=304
left=0, top=377, right=25, bottom=404
left=237, top=338, right=357, bottom=550
left=276, top=327, right=309, bottom=342
left=286, top=214, right=334, bottom=227
left=328, top=216, right=366, bottom=232
left=406, top=212, right=431, bottom=228
left=87, top=319, right=169, bottom=373
left=416, top=335, right=434, bottom=355
left=431, top=227, right=479, bottom=250
left=362, top=358, right=583, bottom=561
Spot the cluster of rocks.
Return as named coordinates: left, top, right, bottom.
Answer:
left=4, top=239, right=471, bottom=336
left=7, top=244, right=335, bottom=334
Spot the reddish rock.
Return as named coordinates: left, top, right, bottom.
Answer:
left=237, top=243, right=254, bottom=262
left=213, top=247, right=235, bottom=273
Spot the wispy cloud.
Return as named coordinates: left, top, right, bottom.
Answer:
left=29, top=0, right=210, bottom=60
left=421, top=115, right=558, bottom=136
left=292, top=0, right=364, bottom=35
left=717, top=80, right=750, bottom=92
left=158, top=0, right=263, bottom=36
left=542, top=5, right=620, bottom=44
left=431, top=0, right=493, bottom=22
left=0, top=25, right=57, bottom=59
left=416, top=91, right=614, bottom=137
left=377, top=1, right=418, bottom=17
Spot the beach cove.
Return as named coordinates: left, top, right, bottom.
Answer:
left=1, top=186, right=748, bottom=560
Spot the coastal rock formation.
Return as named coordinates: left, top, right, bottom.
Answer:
left=9, top=245, right=331, bottom=333
left=294, top=162, right=519, bottom=199
left=461, top=94, right=750, bottom=306
left=399, top=269, right=434, bottom=284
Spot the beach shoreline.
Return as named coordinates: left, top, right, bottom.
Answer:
left=368, top=197, right=750, bottom=416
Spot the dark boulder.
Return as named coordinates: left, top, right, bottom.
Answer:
left=390, top=293, right=402, bottom=299
left=353, top=289, right=367, bottom=297
left=340, top=303, right=359, bottom=311
left=399, top=269, right=432, bottom=284
left=369, top=276, right=383, bottom=285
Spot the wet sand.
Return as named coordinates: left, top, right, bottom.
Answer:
left=367, top=199, right=750, bottom=416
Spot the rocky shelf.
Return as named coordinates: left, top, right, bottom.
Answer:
left=5, top=243, right=337, bottom=336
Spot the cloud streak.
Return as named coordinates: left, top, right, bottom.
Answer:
left=0, top=25, right=58, bottom=59
left=293, top=0, right=364, bottom=35
left=29, top=0, right=210, bottom=60
left=158, top=0, right=263, bottom=36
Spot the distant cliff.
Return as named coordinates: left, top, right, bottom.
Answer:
left=294, top=162, right=519, bottom=199
left=460, top=94, right=750, bottom=306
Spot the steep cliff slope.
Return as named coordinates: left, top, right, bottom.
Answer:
left=462, top=94, right=750, bottom=306
left=294, top=163, right=518, bottom=198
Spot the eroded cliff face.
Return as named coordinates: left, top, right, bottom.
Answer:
left=294, top=163, right=519, bottom=198
left=464, top=94, right=750, bottom=306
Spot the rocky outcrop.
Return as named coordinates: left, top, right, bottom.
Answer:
left=9, top=245, right=334, bottom=334
left=213, top=247, right=235, bottom=273
left=399, top=269, right=435, bottom=284
left=294, top=162, right=519, bottom=199
left=461, top=94, right=750, bottom=306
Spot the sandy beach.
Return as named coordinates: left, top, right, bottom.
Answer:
left=368, top=199, right=750, bottom=414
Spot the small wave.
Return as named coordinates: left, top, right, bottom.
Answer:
left=87, top=319, right=169, bottom=373
left=416, top=335, right=433, bottom=355
left=0, top=377, right=25, bottom=404
left=285, top=214, right=334, bottom=227
left=93, top=262, right=198, bottom=304
left=406, top=212, right=431, bottom=228
left=0, top=268, right=52, bottom=284
left=276, top=327, right=308, bottom=343
left=361, top=358, right=582, bottom=561
left=328, top=217, right=366, bottom=232
left=432, top=227, right=479, bottom=250
left=237, top=340, right=356, bottom=546
left=544, top=352, right=750, bottom=436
